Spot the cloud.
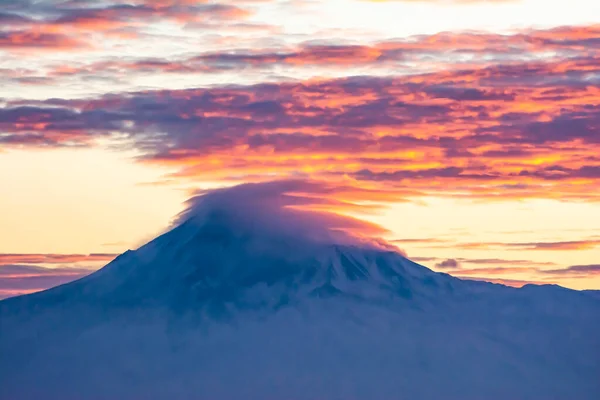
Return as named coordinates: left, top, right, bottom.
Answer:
left=0, top=0, right=254, bottom=52
left=410, top=257, right=439, bottom=262
left=1, top=57, right=598, bottom=201
left=452, top=266, right=539, bottom=275
left=353, top=167, right=499, bottom=182
left=0, top=253, right=119, bottom=264
left=14, top=24, right=599, bottom=80
left=0, top=289, right=39, bottom=299
left=541, top=264, right=600, bottom=275
left=0, top=264, right=94, bottom=299
left=452, top=240, right=600, bottom=251
left=392, top=238, right=450, bottom=244
left=434, top=259, right=461, bottom=269
left=413, top=254, right=564, bottom=272
left=174, top=179, right=395, bottom=250
left=513, top=241, right=600, bottom=251
left=458, top=277, right=552, bottom=288
left=1, top=24, right=599, bottom=203
left=458, top=258, right=556, bottom=266
left=0, top=30, right=85, bottom=50
left=411, top=254, right=599, bottom=283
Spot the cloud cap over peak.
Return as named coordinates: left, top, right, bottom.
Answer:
left=172, top=180, right=395, bottom=250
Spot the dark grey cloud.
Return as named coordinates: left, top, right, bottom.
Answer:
left=435, top=259, right=461, bottom=269
left=0, top=264, right=94, bottom=299
left=541, top=264, right=600, bottom=275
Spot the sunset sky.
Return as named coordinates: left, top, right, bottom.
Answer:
left=1, top=0, right=599, bottom=298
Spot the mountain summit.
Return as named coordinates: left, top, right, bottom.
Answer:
left=1, top=181, right=599, bottom=400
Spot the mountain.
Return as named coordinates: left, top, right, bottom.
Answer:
left=1, top=182, right=599, bottom=400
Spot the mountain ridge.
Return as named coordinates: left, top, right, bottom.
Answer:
left=1, top=181, right=599, bottom=400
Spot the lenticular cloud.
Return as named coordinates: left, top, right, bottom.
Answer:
left=173, top=179, right=393, bottom=249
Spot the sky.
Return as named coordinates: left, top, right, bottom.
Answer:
left=0, top=0, right=599, bottom=298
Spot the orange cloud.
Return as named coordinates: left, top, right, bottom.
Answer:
left=0, top=30, right=85, bottom=50
left=0, top=0, right=253, bottom=52
left=1, top=24, right=599, bottom=204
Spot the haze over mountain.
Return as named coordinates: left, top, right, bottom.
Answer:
left=1, top=181, right=599, bottom=400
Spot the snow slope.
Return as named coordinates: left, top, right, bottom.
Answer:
left=1, top=182, right=599, bottom=400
